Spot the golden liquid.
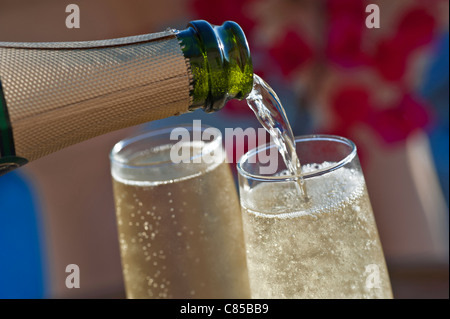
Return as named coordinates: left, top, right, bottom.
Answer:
left=113, top=158, right=250, bottom=299
left=240, top=163, right=393, bottom=299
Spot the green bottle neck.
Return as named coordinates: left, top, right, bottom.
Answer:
left=0, top=79, right=28, bottom=175
left=176, top=20, right=253, bottom=113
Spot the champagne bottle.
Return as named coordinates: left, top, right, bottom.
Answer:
left=0, top=20, right=253, bottom=175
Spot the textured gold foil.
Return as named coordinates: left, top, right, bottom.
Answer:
left=0, top=31, right=192, bottom=161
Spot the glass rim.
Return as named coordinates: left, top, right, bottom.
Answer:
left=110, top=123, right=222, bottom=169
left=236, top=134, right=357, bottom=182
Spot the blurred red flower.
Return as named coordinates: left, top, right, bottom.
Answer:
left=326, top=0, right=368, bottom=67
left=368, top=94, right=432, bottom=144
left=268, top=29, right=313, bottom=78
left=327, top=16, right=368, bottom=67
left=373, top=37, right=409, bottom=82
left=327, top=0, right=366, bottom=21
left=397, top=7, right=436, bottom=51
left=331, top=85, right=371, bottom=125
left=373, top=6, right=437, bottom=82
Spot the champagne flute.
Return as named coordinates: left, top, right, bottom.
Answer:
left=111, top=124, right=250, bottom=298
left=237, top=135, right=393, bottom=298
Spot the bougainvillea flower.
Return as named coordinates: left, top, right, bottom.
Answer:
left=268, top=29, right=313, bottom=78
left=327, top=0, right=366, bottom=24
left=331, top=85, right=371, bottom=125
left=368, top=93, right=432, bottom=144
left=373, top=37, right=409, bottom=82
left=327, top=15, right=368, bottom=68
left=397, top=6, right=436, bottom=51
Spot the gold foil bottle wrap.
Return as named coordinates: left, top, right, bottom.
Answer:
left=0, top=30, right=192, bottom=161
